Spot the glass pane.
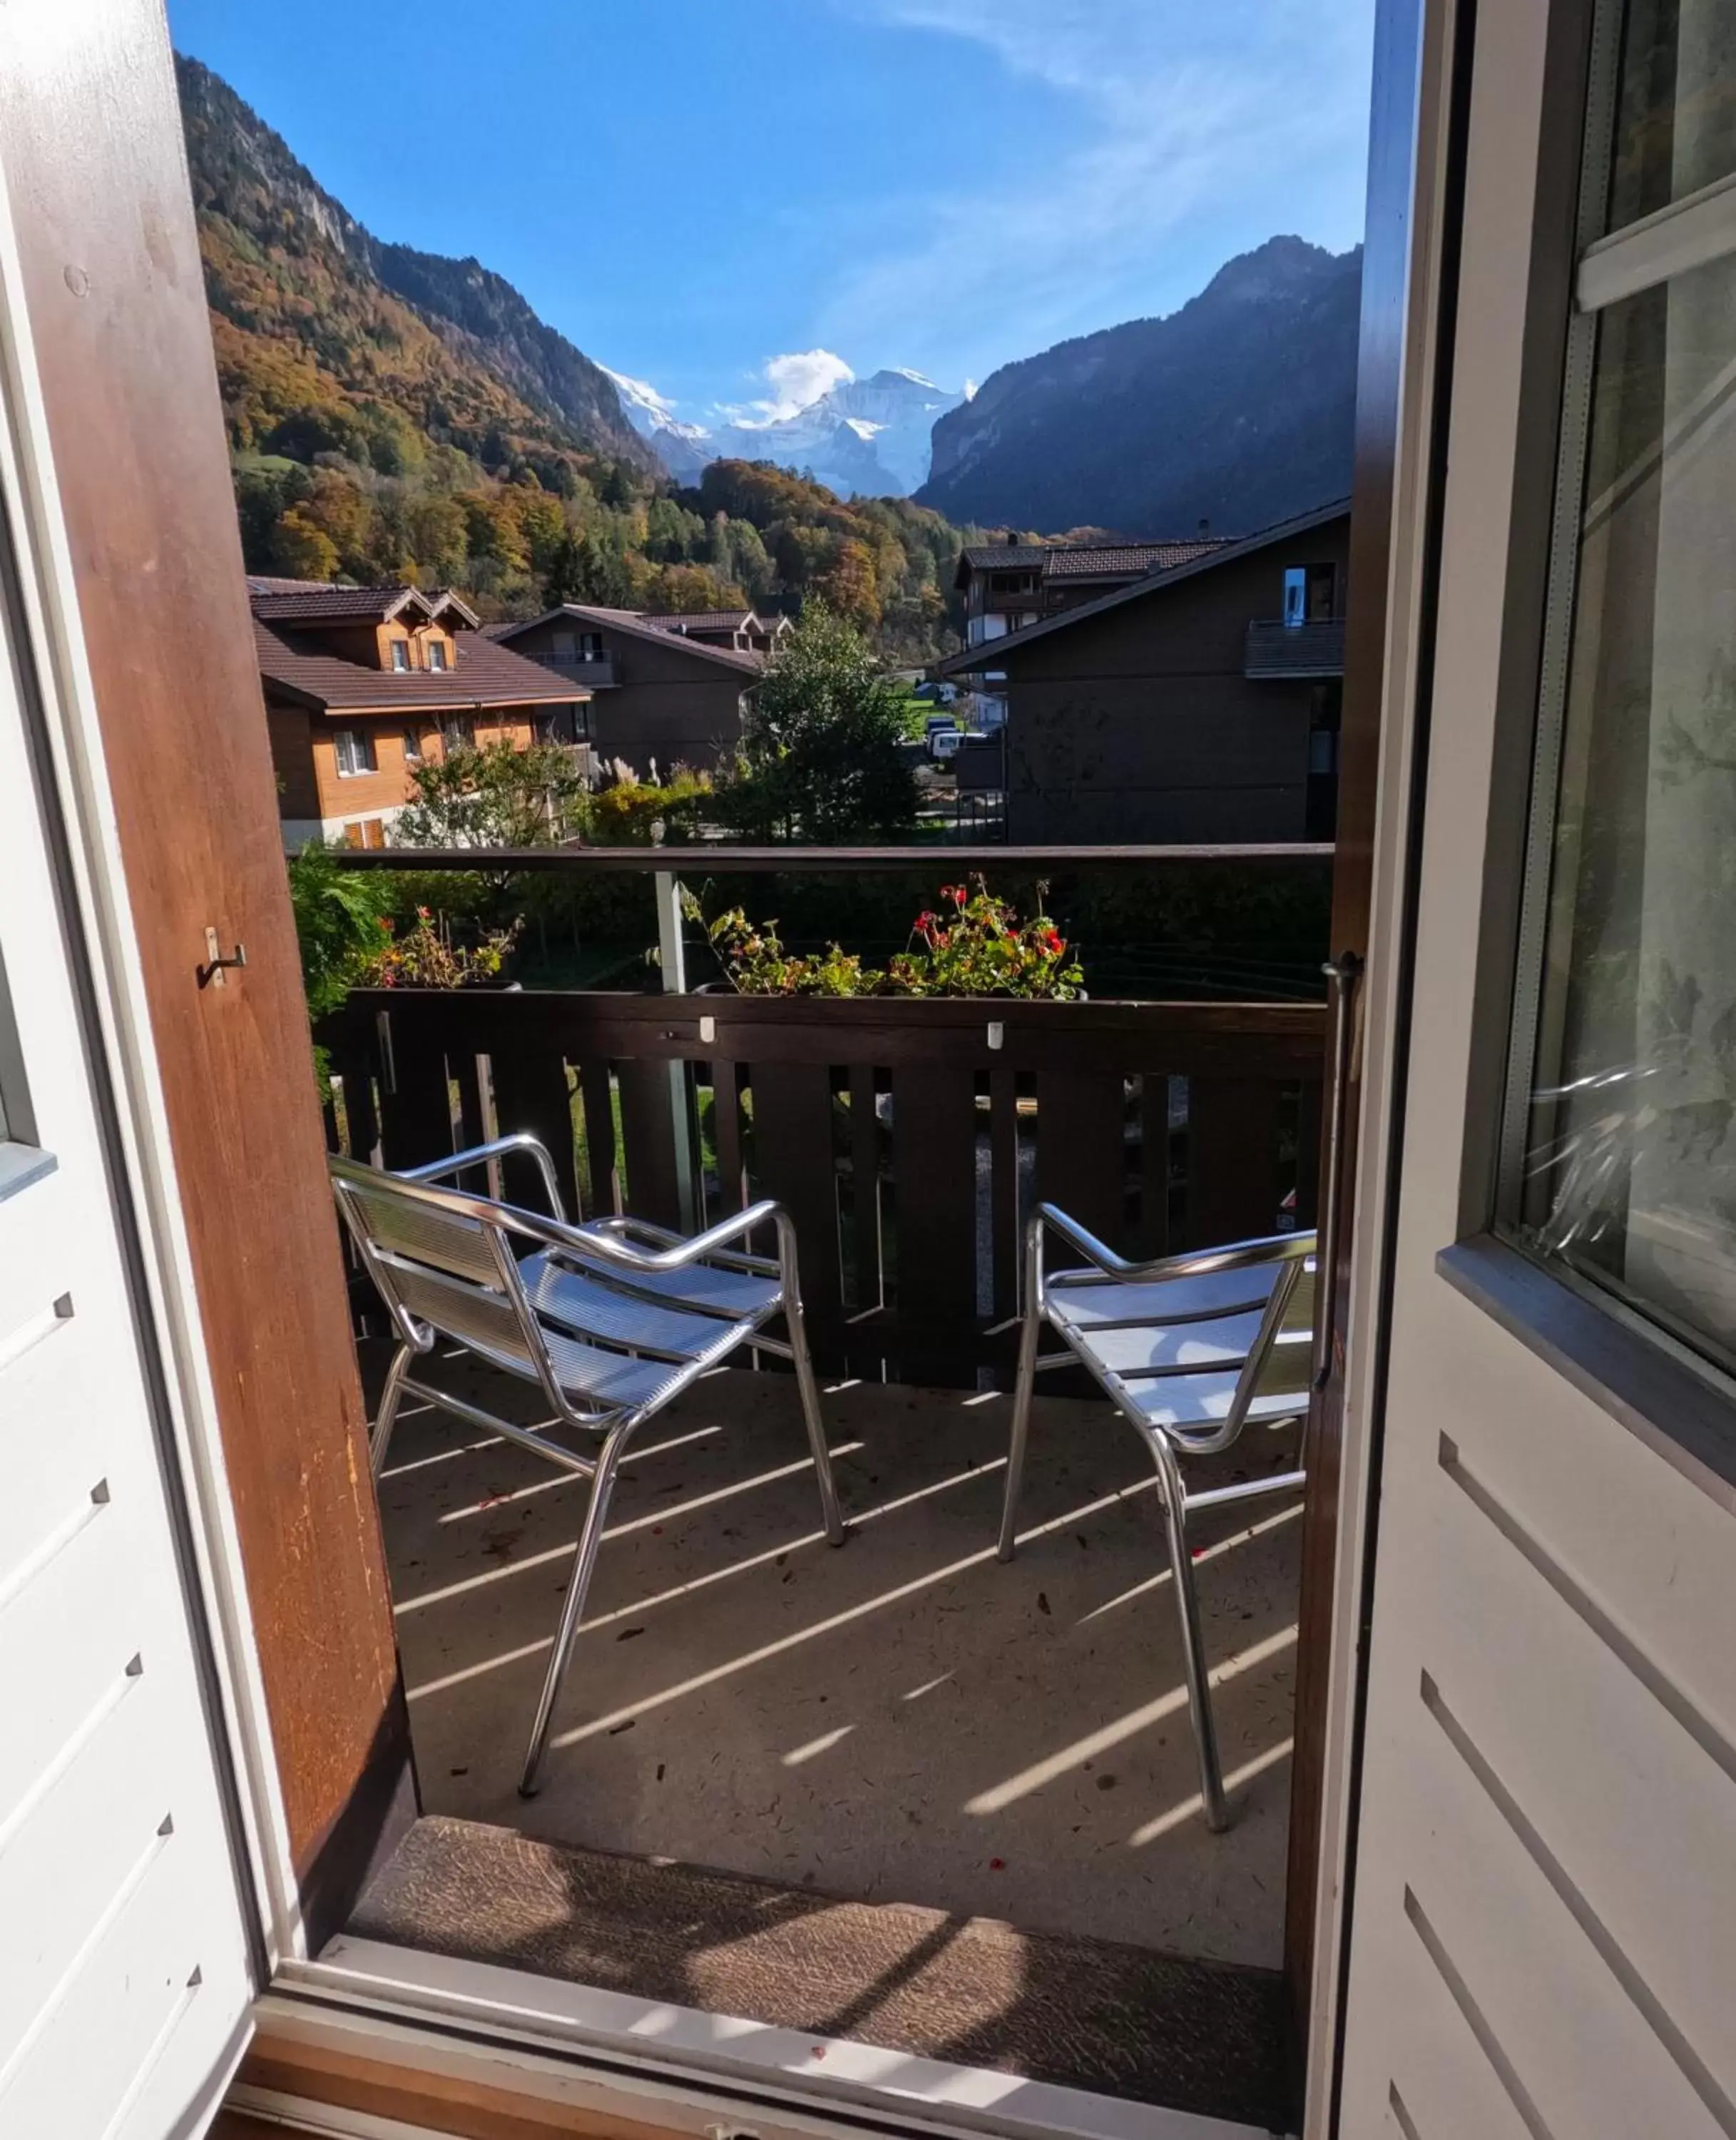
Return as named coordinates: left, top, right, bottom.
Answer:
left=1518, top=245, right=1736, bottom=1371
left=1608, top=0, right=1736, bottom=231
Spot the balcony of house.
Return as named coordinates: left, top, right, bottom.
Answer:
left=313, top=942, right=1322, bottom=2129
left=536, top=654, right=618, bottom=689
left=1243, top=616, right=1347, bottom=679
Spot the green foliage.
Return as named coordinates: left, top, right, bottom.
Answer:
left=287, top=843, right=394, bottom=1021
left=285, top=844, right=394, bottom=1087
left=688, top=877, right=1083, bottom=1000
left=712, top=602, right=919, bottom=841
left=358, top=907, right=521, bottom=989
left=588, top=767, right=713, bottom=845
left=394, top=740, right=591, bottom=860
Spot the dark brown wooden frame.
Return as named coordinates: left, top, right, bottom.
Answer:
left=0, top=1, right=411, bottom=1952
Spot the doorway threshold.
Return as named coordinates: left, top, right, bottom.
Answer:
left=313, top=1815, right=1290, bottom=2137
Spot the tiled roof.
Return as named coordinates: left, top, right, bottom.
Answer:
left=247, top=581, right=480, bottom=628
left=1045, top=540, right=1227, bottom=578
left=494, top=604, right=765, bottom=678
left=960, top=545, right=1051, bottom=572
left=253, top=620, right=585, bottom=713
left=641, top=610, right=757, bottom=633
left=250, top=584, right=424, bottom=625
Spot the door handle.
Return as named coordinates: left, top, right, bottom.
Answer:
left=1312, top=950, right=1363, bottom=1392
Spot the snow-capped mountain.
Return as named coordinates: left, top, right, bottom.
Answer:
left=715, top=370, right=966, bottom=496
left=608, top=363, right=966, bottom=498
left=602, top=367, right=713, bottom=484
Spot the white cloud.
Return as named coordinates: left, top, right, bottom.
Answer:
left=820, top=0, right=1375, bottom=374
left=715, top=347, right=856, bottom=426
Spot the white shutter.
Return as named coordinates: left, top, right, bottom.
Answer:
left=0, top=568, right=253, bottom=2131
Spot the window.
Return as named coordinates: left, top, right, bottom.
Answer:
left=441, top=715, right=474, bottom=755
left=536, top=704, right=588, bottom=746
left=333, top=727, right=377, bottom=776
left=390, top=639, right=412, bottom=672
left=1284, top=564, right=1337, bottom=625
left=578, top=632, right=606, bottom=661
left=402, top=727, right=424, bottom=765
left=1502, top=0, right=1736, bottom=1377
left=427, top=638, right=449, bottom=672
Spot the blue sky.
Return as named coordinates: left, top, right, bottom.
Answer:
left=168, top=0, right=1377, bottom=427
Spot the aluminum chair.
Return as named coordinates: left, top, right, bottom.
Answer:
left=329, top=1133, right=846, bottom=1795
left=998, top=1206, right=1315, bottom=1831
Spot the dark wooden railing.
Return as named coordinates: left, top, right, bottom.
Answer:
left=320, top=987, right=1326, bottom=1385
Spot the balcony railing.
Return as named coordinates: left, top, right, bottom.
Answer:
left=318, top=984, right=1325, bottom=1387
left=1245, top=618, right=1347, bottom=679
left=537, top=655, right=617, bottom=688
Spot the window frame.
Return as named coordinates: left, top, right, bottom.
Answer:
left=427, top=638, right=448, bottom=673
left=1494, top=0, right=1736, bottom=1381
left=389, top=638, right=412, bottom=673
left=332, top=725, right=377, bottom=777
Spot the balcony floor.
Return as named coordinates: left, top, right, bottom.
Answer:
left=369, top=1347, right=1302, bottom=1972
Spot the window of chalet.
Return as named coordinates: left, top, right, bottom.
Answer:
left=390, top=639, right=412, bottom=672
left=333, top=727, right=376, bottom=775
left=427, top=639, right=449, bottom=672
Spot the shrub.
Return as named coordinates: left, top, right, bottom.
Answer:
left=688, top=877, right=1083, bottom=1000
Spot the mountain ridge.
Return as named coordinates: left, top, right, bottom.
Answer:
left=177, top=54, right=656, bottom=475
left=919, top=237, right=1361, bottom=537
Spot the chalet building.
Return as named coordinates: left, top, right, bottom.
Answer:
left=941, top=502, right=1351, bottom=844
left=952, top=531, right=1229, bottom=724
left=639, top=606, right=792, bottom=656
left=494, top=601, right=764, bottom=777
left=249, top=580, right=588, bottom=848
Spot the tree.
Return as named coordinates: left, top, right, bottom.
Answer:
left=818, top=537, right=882, bottom=630
left=394, top=739, right=590, bottom=877
left=714, top=601, right=917, bottom=841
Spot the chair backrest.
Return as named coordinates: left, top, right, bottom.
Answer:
left=329, top=1156, right=543, bottom=1375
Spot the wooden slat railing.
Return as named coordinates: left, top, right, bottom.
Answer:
left=319, top=989, right=1327, bottom=1385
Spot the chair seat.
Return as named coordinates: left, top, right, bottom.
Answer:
left=1123, top=1338, right=1312, bottom=1433
left=1053, top=1304, right=1270, bottom=1375
left=1047, top=1260, right=1287, bottom=1330
left=548, top=1235, right=782, bottom=1320
left=520, top=1252, right=761, bottom=1356
left=466, top=1321, right=696, bottom=1416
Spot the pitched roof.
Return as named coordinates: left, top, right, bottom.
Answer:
left=1044, top=539, right=1227, bottom=578
left=959, top=544, right=1051, bottom=573
left=493, top=603, right=765, bottom=677
left=247, top=581, right=481, bottom=629
left=253, top=619, right=586, bottom=713
left=640, top=609, right=758, bottom=633
left=939, top=499, right=1354, bottom=676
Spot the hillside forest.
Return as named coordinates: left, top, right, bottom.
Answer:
left=180, top=57, right=981, bottom=660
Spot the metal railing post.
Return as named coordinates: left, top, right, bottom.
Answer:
left=653, top=870, right=699, bottom=1233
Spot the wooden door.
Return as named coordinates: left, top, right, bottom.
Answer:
left=0, top=433, right=253, bottom=2138
left=0, top=0, right=412, bottom=1952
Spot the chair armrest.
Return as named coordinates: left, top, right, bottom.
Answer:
left=562, top=1200, right=790, bottom=1277
left=399, top=1134, right=566, bottom=1221
left=1034, top=1203, right=1316, bottom=1285
left=584, top=1212, right=779, bottom=1277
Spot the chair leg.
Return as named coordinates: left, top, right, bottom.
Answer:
left=1146, top=1428, right=1230, bottom=1833
left=519, top=1418, right=633, bottom=1798
left=997, top=1288, right=1043, bottom=1563
left=369, top=1342, right=414, bottom=1479
left=787, top=1303, right=846, bottom=1547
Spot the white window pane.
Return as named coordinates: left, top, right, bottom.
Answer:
left=1521, top=245, right=1736, bottom=1368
